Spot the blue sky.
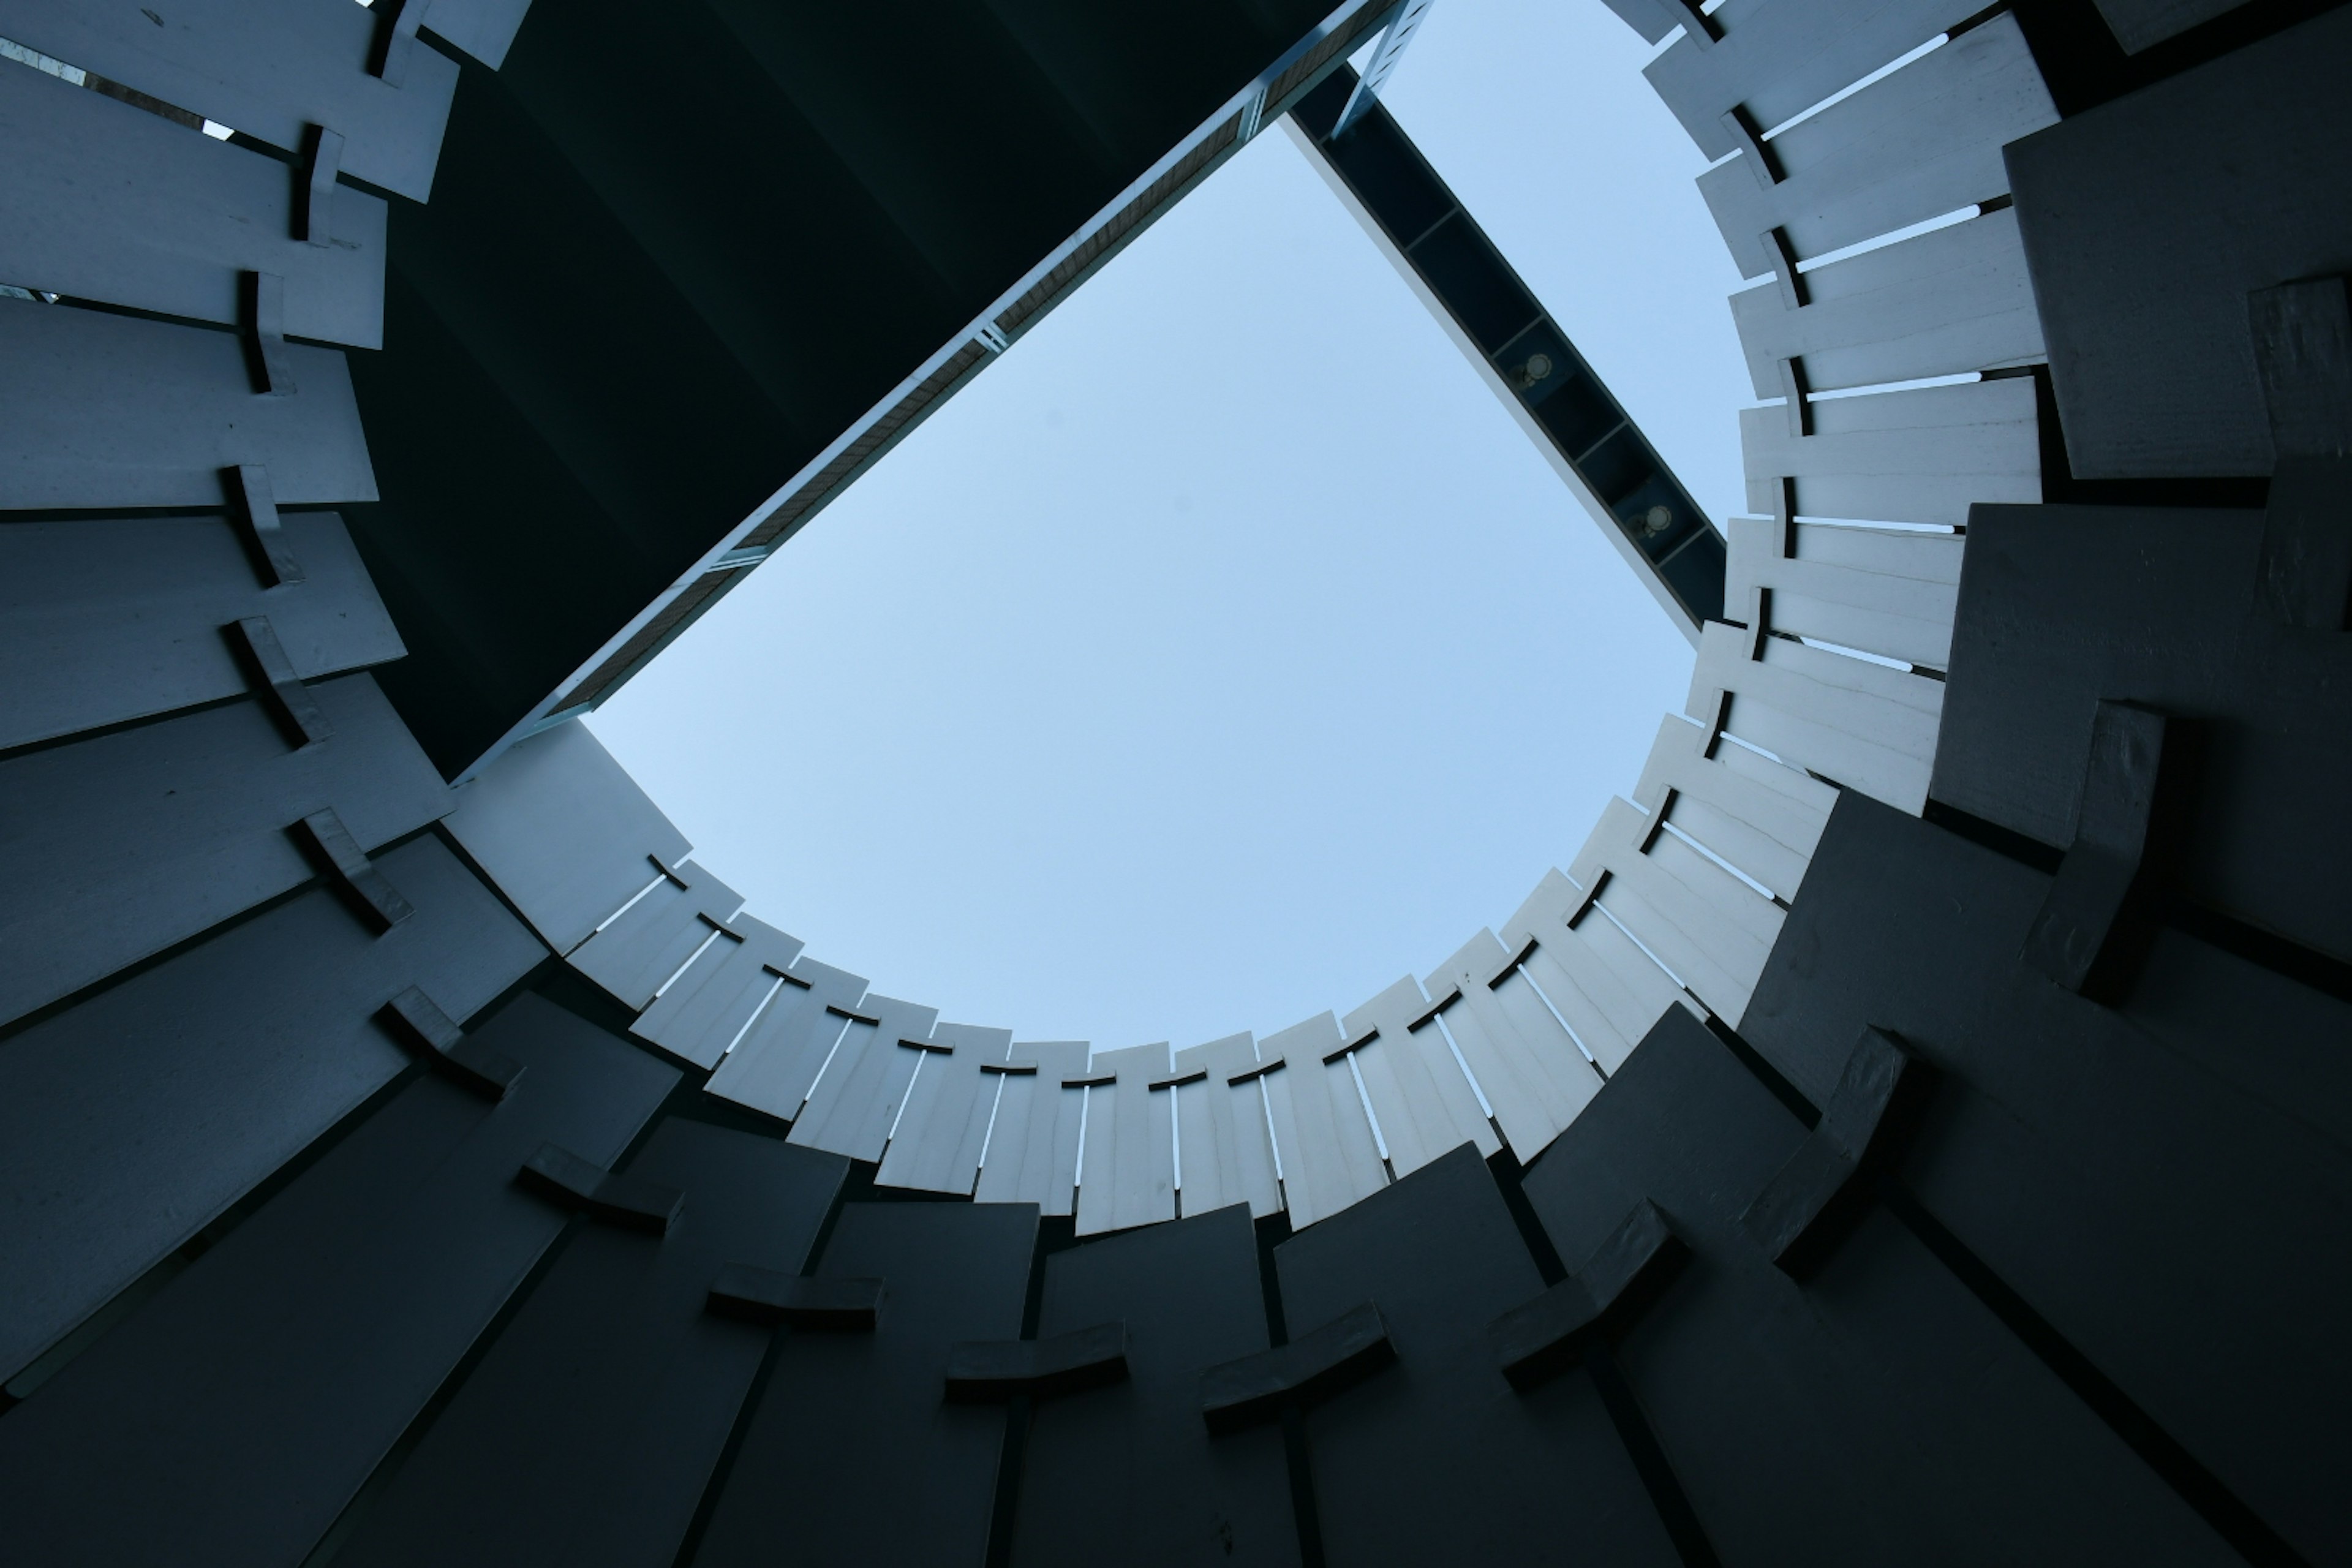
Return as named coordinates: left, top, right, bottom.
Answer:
left=585, top=0, right=1752, bottom=1055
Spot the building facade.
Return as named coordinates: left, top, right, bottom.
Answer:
left=0, top=0, right=2347, bottom=1563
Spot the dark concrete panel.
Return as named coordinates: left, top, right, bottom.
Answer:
left=0, top=58, right=386, bottom=346
left=2092, top=0, right=2252, bottom=50
left=0, top=0, right=460, bottom=203
left=442, top=719, right=692, bottom=954
left=0, top=834, right=543, bottom=1383
left=1934, top=502, right=2352, bottom=964
left=0, top=673, right=451, bottom=1025
left=2125, top=925, right=2352, bottom=1155
left=1012, top=1204, right=1297, bottom=1568
left=1525, top=1007, right=2236, bottom=1566
left=0, top=511, right=402, bottom=752
left=0, top=295, right=375, bottom=511
left=0, top=992, right=677, bottom=1568
left=1273, top=1145, right=1680, bottom=1568
left=1746, top=791, right=2352, bottom=1563
left=2007, top=6, right=2352, bottom=477
left=694, top=1201, right=1038, bottom=1568
left=1932, top=504, right=2266, bottom=850
left=336, top=1120, right=847, bottom=1568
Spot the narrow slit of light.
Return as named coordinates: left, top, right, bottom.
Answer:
left=1716, top=729, right=1792, bottom=766
left=588, top=871, right=669, bottom=938
left=1169, top=1086, right=1183, bottom=1194
left=1512, top=963, right=1606, bottom=1074
left=883, top=1050, right=925, bottom=1146
left=649, top=924, right=728, bottom=1001
left=973, top=1070, right=1010, bottom=1174
left=1257, top=1074, right=1286, bottom=1182
left=1799, top=514, right=1961, bottom=533
left=1732, top=512, right=1958, bottom=535
left=1430, top=1012, right=1497, bottom=1120
left=720, top=974, right=787, bottom=1058
left=2, top=34, right=235, bottom=138
left=1776, top=629, right=1917, bottom=672
left=796, top=1014, right=856, bottom=1116
left=1747, top=372, right=1984, bottom=416
left=1793, top=204, right=1981, bottom=273
left=1589, top=895, right=1700, bottom=999
left=1657, top=817, right=1781, bottom=903
left=1072, top=1082, right=1092, bottom=1189
left=1346, top=1052, right=1392, bottom=1166
left=1808, top=371, right=1983, bottom=402
left=1, top=35, right=87, bottom=85
left=1760, top=32, right=1948, bottom=140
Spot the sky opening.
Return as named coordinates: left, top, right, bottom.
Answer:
left=585, top=0, right=1752, bottom=1051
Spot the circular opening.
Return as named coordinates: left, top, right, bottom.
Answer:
left=586, top=3, right=1749, bottom=1049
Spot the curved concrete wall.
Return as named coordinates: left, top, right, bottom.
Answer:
left=1, top=0, right=2348, bottom=1563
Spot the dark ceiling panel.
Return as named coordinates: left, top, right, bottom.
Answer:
left=350, top=0, right=1368, bottom=774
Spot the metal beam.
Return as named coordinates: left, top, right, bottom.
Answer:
left=1291, top=65, right=1726, bottom=641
